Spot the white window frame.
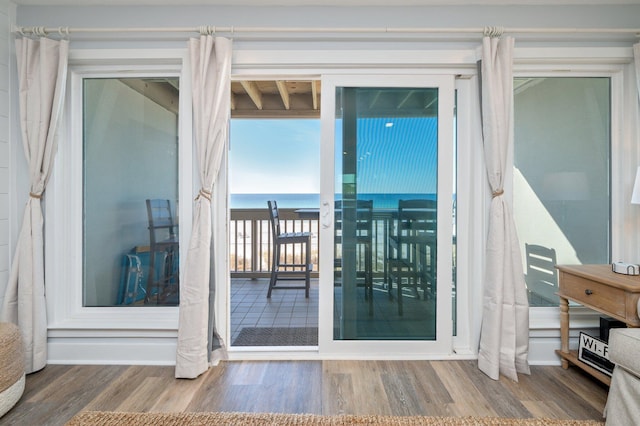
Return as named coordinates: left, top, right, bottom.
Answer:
left=512, top=51, right=631, bottom=343
left=45, top=49, right=192, bottom=335
left=452, top=75, right=484, bottom=356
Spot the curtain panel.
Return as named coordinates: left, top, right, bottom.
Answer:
left=1, top=37, right=68, bottom=374
left=175, top=35, right=232, bottom=379
left=477, top=35, right=531, bottom=382
left=635, top=43, right=640, bottom=102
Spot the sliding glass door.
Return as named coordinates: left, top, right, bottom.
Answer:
left=319, top=75, right=455, bottom=355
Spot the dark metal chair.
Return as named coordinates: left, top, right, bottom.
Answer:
left=334, top=199, right=374, bottom=315
left=145, top=199, right=179, bottom=305
left=267, top=200, right=312, bottom=298
left=387, top=199, right=437, bottom=315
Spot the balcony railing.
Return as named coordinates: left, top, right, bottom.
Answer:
left=230, top=208, right=319, bottom=278
left=229, top=208, right=392, bottom=279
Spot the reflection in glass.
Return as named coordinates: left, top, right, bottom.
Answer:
left=334, top=87, right=439, bottom=340
left=83, top=78, right=180, bottom=307
left=513, top=77, right=610, bottom=307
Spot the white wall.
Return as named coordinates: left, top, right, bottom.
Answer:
left=0, top=0, right=11, bottom=312
left=13, top=4, right=640, bottom=50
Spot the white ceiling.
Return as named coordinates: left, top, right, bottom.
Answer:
left=12, top=0, right=640, bottom=5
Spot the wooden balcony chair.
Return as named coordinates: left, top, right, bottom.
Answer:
left=524, top=243, right=558, bottom=305
left=267, top=200, right=312, bottom=298
left=145, top=199, right=179, bottom=305
left=334, top=199, right=374, bottom=315
left=387, top=199, right=437, bottom=315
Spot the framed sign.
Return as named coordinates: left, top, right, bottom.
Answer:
left=578, top=332, right=614, bottom=376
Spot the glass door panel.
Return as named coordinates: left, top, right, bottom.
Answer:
left=320, top=75, right=454, bottom=355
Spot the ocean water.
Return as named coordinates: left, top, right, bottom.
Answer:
left=230, top=193, right=437, bottom=209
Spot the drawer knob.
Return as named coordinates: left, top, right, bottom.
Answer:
left=585, top=289, right=593, bottom=296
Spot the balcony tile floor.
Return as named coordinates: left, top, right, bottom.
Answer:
left=229, top=276, right=438, bottom=345
left=230, top=278, right=319, bottom=344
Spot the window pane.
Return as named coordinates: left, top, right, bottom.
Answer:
left=513, top=77, right=610, bottom=307
left=83, top=78, right=180, bottom=307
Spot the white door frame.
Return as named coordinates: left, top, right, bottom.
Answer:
left=318, top=74, right=455, bottom=358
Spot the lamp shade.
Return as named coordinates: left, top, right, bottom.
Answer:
left=632, top=166, right=640, bottom=204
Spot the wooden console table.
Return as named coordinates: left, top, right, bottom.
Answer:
left=556, top=264, right=640, bottom=385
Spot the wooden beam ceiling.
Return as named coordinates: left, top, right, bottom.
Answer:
left=275, top=80, right=290, bottom=110
left=120, top=78, right=440, bottom=119
left=119, top=78, right=179, bottom=114
left=232, top=80, right=321, bottom=118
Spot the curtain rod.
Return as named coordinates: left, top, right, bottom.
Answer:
left=14, top=25, right=640, bottom=38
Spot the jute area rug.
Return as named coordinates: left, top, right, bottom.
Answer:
left=65, top=411, right=605, bottom=426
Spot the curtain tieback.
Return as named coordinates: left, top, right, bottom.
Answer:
left=29, top=192, right=43, bottom=199
left=492, top=189, right=504, bottom=198
left=196, top=188, right=212, bottom=202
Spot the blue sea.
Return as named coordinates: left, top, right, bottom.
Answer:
left=230, top=193, right=437, bottom=209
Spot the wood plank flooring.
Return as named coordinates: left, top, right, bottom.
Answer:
left=1, top=361, right=609, bottom=426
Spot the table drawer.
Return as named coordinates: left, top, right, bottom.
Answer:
left=560, top=273, right=626, bottom=317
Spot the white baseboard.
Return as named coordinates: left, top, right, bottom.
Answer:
left=45, top=328, right=600, bottom=366
left=47, top=335, right=178, bottom=365
left=528, top=326, right=600, bottom=366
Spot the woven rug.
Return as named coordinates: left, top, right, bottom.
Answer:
left=65, top=411, right=605, bottom=426
left=232, top=327, right=318, bottom=346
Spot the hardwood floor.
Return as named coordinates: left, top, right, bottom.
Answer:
left=2, top=361, right=609, bottom=426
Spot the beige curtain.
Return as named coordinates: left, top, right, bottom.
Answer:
left=477, top=35, right=531, bottom=382
left=635, top=43, right=640, bottom=102
left=175, top=35, right=231, bottom=379
left=1, top=38, right=68, bottom=374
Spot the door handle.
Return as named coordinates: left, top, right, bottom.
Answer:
left=321, top=200, right=332, bottom=229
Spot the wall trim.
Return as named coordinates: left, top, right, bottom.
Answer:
left=46, top=323, right=601, bottom=366
left=48, top=334, right=178, bottom=366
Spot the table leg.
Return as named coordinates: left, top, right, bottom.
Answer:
left=559, top=295, right=569, bottom=369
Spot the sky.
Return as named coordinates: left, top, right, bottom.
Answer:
left=340, top=117, right=438, bottom=194
left=229, top=117, right=438, bottom=195
left=230, top=119, right=321, bottom=194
